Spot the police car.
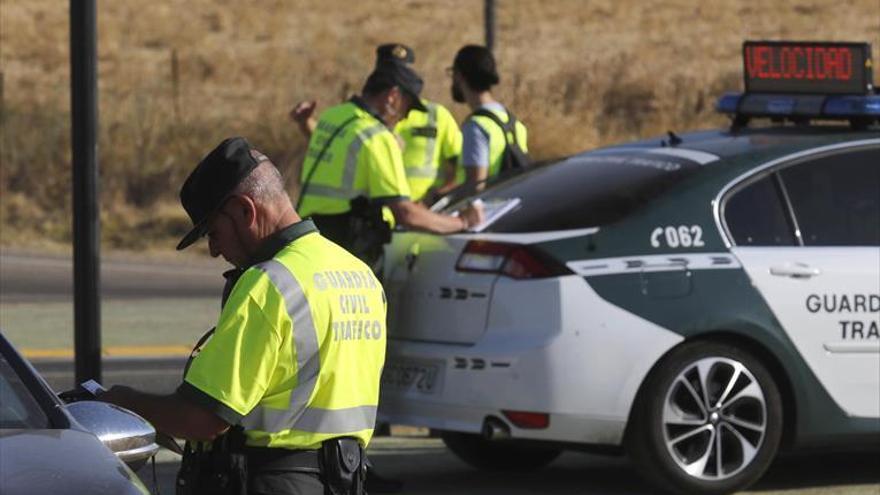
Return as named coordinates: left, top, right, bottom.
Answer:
left=379, top=41, right=880, bottom=495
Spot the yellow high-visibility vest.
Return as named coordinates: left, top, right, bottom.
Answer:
left=181, top=220, right=387, bottom=449
left=298, top=99, right=411, bottom=217
left=395, top=100, right=462, bottom=201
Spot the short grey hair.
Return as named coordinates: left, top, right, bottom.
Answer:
left=233, top=160, right=290, bottom=206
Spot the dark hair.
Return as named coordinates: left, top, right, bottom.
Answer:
left=362, top=72, right=395, bottom=96
left=453, top=45, right=499, bottom=91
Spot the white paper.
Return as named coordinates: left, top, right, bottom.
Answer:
left=466, top=198, right=522, bottom=233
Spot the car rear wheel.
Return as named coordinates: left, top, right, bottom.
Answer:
left=626, top=341, right=783, bottom=495
left=441, top=431, right=562, bottom=470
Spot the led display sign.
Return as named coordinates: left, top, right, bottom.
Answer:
left=743, top=41, right=873, bottom=95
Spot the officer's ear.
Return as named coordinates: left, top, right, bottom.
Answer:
left=227, top=194, right=258, bottom=228
left=388, top=86, right=404, bottom=107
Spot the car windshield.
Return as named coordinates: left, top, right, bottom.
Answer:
left=0, top=353, right=51, bottom=429
left=449, top=150, right=704, bottom=233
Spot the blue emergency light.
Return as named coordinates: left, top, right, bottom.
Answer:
left=716, top=41, right=879, bottom=125
left=716, top=92, right=880, bottom=119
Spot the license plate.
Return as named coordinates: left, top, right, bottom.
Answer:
left=382, top=360, right=442, bottom=394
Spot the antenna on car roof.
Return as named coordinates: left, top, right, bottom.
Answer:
left=660, top=131, right=683, bottom=147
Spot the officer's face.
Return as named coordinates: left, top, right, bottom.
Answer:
left=384, top=88, right=410, bottom=128
left=206, top=197, right=252, bottom=267
left=451, top=71, right=466, bottom=103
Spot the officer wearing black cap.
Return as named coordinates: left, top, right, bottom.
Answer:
left=450, top=44, right=529, bottom=190
left=292, top=44, right=463, bottom=205
left=296, top=53, right=482, bottom=273
left=99, top=137, right=387, bottom=495
left=376, top=43, right=464, bottom=203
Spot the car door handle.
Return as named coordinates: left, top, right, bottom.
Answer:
left=769, top=263, right=821, bottom=279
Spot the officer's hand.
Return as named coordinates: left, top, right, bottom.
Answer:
left=459, top=201, right=484, bottom=231
left=96, top=384, right=134, bottom=408
left=290, top=100, right=317, bottom=124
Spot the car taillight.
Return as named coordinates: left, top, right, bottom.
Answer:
left=455, top=241, right=572, bottom=279
left=502, top=410, right=550, bottom=429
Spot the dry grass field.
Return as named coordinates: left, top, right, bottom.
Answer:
left=1, top=0, right=878, bottom=250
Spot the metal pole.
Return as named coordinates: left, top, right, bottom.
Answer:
left=70, top=0, right=101, bottom=384
left=484, top=0, right=495, bottom=52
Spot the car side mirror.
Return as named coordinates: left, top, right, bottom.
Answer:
left=66, top=400, right=159, bottom=471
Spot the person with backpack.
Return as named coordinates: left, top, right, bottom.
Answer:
left=447, top=44, right=530, bottom=193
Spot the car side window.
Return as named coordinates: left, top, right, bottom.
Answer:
left=779, top=148, right=880, bottom=246
left=0, top=354, right=51, bottom=429
left=725, top=175, right=796, bottom=246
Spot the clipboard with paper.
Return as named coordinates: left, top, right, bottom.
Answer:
left=459, top=197, right=521, bottom=233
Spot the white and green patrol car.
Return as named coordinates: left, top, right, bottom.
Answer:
left=379, top=41, right=880, bottom=495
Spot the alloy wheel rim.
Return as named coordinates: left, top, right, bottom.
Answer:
left=662, top=356, right=767, bottom=481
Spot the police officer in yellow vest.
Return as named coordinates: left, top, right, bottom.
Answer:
left=375, top=43, right=463, bottom=202
left=99, top=137, right=384, bottom=495
left=297, top=59, right=482, bottom=271
left=450, top=45, right=528, bottom=191
left=291, top=44, right=463, bottom=205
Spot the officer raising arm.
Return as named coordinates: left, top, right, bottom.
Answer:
left=291, top=43, right=463, bottom=206
left=100, top=137, right=384, bottom=494
left=296, top=59, right=481, bottom=269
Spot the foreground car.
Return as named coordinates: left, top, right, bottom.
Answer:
left=0, top=332, right=158, bottom=495
left=380, top=41, right=880, bottom=495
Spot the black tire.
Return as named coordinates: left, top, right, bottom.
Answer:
left=626, top=341, right=783, bottom=495
left=441, top=432, right=562, bottom=471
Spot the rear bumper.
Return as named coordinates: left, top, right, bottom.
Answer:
left=378, top=335, right=628, bottom=445
left=379, top=275, right=684, bottom=446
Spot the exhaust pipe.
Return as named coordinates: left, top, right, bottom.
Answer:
left=482, top=416, right=511, bottom=441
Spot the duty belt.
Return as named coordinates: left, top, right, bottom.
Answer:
left=245, top=446, right=321, bottom=473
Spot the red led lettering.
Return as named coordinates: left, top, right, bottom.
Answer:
left=827, top=48, right=841, bottom=80
left=813, top=47, right=826, bottom=80
left=745, top=46, right=760, bottom=78
left=757, top=46, right=771, bottom=78
left=791, top=46, right=805, bottom=79
left=745, top=42, right=864, bottom=91
left=805, top=47, right=814, bottom=79
left=769, top=47, right=783, bottom=79
left=779, top=47, right=792, bottom=79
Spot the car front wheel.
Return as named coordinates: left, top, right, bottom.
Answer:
left=626, top=341, right=783, bottom=495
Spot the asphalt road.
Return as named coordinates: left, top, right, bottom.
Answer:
left=32, top=356, right=880, bottom=495
left=0, top=249, right=223, bottom=303
left=134, top=443, right=880, bottom=495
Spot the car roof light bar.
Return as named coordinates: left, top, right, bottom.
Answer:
left=716, top=92, right=880, bottom=127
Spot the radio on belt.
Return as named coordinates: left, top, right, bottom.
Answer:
left=716, top=40, right=879, bottom=128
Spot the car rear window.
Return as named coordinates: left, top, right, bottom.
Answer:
left=456, top=150, right=703, bottom=233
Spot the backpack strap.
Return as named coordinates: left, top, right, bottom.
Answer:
left=469, top=107, right=521, bottom=146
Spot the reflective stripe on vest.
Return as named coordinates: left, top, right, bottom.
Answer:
left=304, top=123, right=386, bottom=201
left=405, top=103, right=439, bottom=179
left=239, top=259, right=377, bottom=434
